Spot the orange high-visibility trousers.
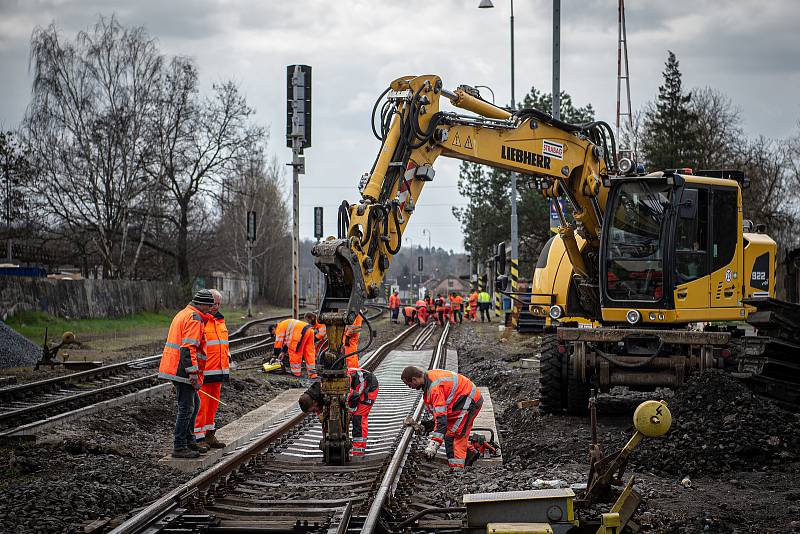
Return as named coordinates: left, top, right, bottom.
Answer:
left=350, top=387, right=378, bottom=456
left=289, top=331, right=317, bottom=378
left=443, top=398, right=483, bottom=468
left=193, top=381, right=222, bottom=439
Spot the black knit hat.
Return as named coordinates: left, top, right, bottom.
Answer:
left=192, top=289, right=215, bottom=306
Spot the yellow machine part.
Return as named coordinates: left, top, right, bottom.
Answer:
left=262, top=362, right=282, bottom=373
left=486, top=524, right=554, bottom=534
left=632, top=400, right=672, bottom=438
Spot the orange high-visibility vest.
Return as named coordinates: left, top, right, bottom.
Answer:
left=343, top=314, right=363, bottom=354
left=423, top=369, right=481, bottom=444
left=403, top=306, right=416, bottom=316
left=450, top=295, right=464, bottom=311
left=389, top=294, right=401, bottom=309
left=469, top=292, right=479, bottom=306
left=274, top=319, right=314, bottom=354
left=159, top=305, right=207, bottom=384
left=203, top=313, right=230, bottom=383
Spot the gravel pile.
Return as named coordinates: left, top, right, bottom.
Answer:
left=0, top=321, right=41, bottom=369
left=634, top=370, right=800, bottom=476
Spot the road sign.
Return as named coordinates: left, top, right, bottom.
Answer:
left=314, top=207, right=323, bottom=238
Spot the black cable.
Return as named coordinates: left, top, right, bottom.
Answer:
left=371, top=86, right=391, bottom=140
left=329, top=313, right=375, bottom=368
left=337, top=201, right=350, bottom=239
left=383, top=203, right=403, bottom=255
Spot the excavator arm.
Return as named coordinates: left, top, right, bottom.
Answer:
left=311, top=74, right=614, bottom=463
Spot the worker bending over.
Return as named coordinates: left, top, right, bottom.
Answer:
left=159, top=290, right=214, bottom=459
left=192, top=290, right=230, bottom=448
left=415, top=299, right=428, bottom=325
left=299, top=367, right=380, bottom=457
left=343, top=313, right=364, bottom=368
left=270, top=318, right=317, bottom=378
left=401, top=366, right=483, bottom=468
left=402, top=305, right=417, bottom=326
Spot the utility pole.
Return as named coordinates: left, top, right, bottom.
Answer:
left=552, top=0, right=561, bottom=120
left=287, top=65, right=312, bottom=319
left=246, top=210, right=256, bottom=317
left=616, top=0, right=633, bottom=153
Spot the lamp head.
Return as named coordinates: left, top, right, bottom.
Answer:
left=478, top=0, right=494, bottom=7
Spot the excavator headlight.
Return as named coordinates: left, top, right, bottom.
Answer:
left=549, top=305, right=563, bottom=320
left=626, top=309, right=641, bottom=324
left=618, top=157, right=633, bottom=174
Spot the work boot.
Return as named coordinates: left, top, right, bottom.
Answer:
left=172, top=447, right=200, bottom=459
left=188, top=441, right=209, bottom=453
left=205, top=430, right=226, bottom=449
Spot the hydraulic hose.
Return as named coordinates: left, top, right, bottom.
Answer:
left=593, top=339, right=666, bottom=369
left=329, top=313, right=375, bottom=369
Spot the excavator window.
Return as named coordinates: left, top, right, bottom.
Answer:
left=712, top=187, right=739, bottom=271
left=605, top=182, right=670, bottom=302
left=675, top=187, right=709, bottom=284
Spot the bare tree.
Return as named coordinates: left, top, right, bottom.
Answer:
left=24, top=17, right=162, bottom=278
left=151, top=56, right=265, bottom=284
left=215, top=145, right=290, bottom=304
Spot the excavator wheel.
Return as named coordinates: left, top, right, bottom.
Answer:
left=566, top=350, right=591, bottom=415
left=538, top=334, right=565, bottom=413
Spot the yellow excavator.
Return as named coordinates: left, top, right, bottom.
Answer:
left=311, top=74, right=798, bottom=463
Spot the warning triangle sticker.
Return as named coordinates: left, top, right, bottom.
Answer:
left=452, top=132, right=461, bottom=147
left=464, top=136, right=473, bottom=149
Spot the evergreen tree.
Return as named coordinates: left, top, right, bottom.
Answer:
left=641, top=51, right=700, bottom=170
left=519, top=87, right=595, bottom=124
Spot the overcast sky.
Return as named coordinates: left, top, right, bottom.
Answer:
left=1, top=0, right=798, bottom=252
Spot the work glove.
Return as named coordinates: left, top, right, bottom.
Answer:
left=403, top=416, right=423, bottom=433
left=189, top=373, right=201, bottom=390
left=424, top=440, right=440, bottom=460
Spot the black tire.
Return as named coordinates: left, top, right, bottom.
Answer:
left=566, top=351, right=591, bottom=415
left=539, top=334, right=565, bottom=413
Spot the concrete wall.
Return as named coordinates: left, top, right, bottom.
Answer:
left=0, top=277, right=186, bottom=319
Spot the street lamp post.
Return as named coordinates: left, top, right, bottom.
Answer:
left=479, top=0, right=519, bottom=326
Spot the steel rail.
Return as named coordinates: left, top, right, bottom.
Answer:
left=360, top=322, right=450, bottom=534
left=0, top=338, right=274, bottom=437
left=111, top=324, right=419, bottom=534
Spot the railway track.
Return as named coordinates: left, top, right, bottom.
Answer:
left=111, top=321, right=449, bottom=534
left=0, top=335, right=273, bottom=438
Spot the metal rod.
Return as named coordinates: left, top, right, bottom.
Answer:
left=552, top=0, right=561, bottom=119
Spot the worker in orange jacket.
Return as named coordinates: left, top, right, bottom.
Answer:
left=434, top=294, right=447, bottom=326
left=402, top=366, right=483, bottom=468
left=305, top=312, right=329, bottom=357
left=415, top=299, right=428, bottom=325
left=270, top=318, right=317, bottom=378
left=402, top=305, right=417, bottom=326
left=193, top=289, right=230, bottom=449
left=159, top=290, right=214, bottom=459
left=468, top=290, right=479, bottom=321
left=449, top=292, right=464, bottom=324
left=343, top=313, right=364, bottom=369
left=299, top=367, right=379, bottom=457
left=389, top=290, right=401, bottom=324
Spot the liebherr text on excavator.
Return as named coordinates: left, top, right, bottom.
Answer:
left=311, top=74, right=800, bottom=464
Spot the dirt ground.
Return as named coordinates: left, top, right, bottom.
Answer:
left=0, top=315, right=404, bottom=534
left=427, top=322, right=800, bottom=533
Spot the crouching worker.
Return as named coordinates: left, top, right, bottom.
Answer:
left=269, top=319, right=317, bottom=379
left=402, top=305, right=417, bottom=326
left=298, top=367, right=380, bottom=457
left=193, top=289, right=229, bottom=449
left=401, top=366, right=483, bottom=468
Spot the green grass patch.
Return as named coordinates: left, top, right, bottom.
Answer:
left=5, top=310, right=177, bottom=345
